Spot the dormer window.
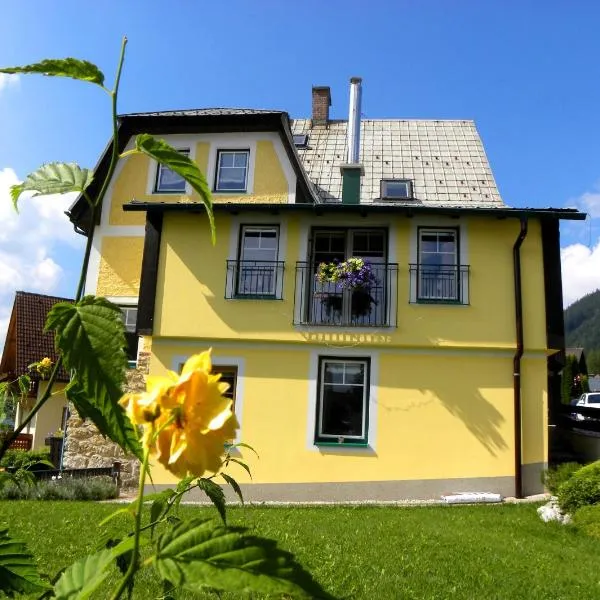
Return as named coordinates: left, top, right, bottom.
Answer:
left=381, top=179, right=412, bottom=200
left=154, top=149, right=189, bottom=193
left=293, top=134, right=309, bottom=148
left=215, top=150, right=249, bottom=192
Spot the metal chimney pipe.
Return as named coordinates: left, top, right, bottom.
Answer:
left=347, top=77, right=362, bottom=164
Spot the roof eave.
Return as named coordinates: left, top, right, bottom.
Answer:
left=122, top=201, right=586, bottom=221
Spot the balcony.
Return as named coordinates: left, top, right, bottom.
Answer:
left=225, top=260, right=285, bottom=299
left=408, top=264, right=470, bottom=304
left=294, top=262, right=399, bottom=327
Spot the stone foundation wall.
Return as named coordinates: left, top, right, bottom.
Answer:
left=62, top=351, right=149, bottom=488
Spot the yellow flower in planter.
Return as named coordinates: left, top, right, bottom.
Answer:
left=119, top=350, right=238, bottom=478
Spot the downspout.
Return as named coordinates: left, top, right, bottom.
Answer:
left=513, top=218, right=528, bottom=499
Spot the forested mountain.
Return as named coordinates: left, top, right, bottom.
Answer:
left=565, top=289, right=600, bottom=373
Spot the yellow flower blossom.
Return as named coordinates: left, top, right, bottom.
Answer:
left=39, top=357, right=53, bottom=369
left=119, top=350, right=238, bottom=478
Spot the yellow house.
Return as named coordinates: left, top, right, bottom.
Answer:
left=0, top=291, right=69, bottom=452
left=68, top=79, right=584, bottom=500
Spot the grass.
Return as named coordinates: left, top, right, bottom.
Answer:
left=2, top=501, right=600, bottom=599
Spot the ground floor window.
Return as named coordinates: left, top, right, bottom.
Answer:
left=315, top=357, right=370, bottom=445
left=214, top=366, right=238, bottom=409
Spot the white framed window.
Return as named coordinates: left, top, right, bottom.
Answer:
left=417, top=228, right=459, bottom=301
left=154, top=149, right=189, bottom=193
left=121, top=306, right=138, bottom=333
left=215, top=150, right=249, bottom=192
left=315, top=357, right=370, bottom=445
left=233, top=225, right=282, bottom=298
left=381, top=179, right=412, bottom=200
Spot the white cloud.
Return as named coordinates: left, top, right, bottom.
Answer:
left=0, top=167, right=83, bottom=352
left=561, top=241, right=600, bottom=307
left=0, top=73, right=20, bottom=94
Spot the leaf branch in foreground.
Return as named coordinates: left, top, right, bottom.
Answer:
left=155, top=518, right=336, bottom=599
left=0, top=58, right=105, bottom=86
left=10, top=162, right=93, bottom=212
left=0, top=527, right=49, bottom=596
left=135, top=134, right=215, bottom=243
left=45, top=296, right=141, bottom=458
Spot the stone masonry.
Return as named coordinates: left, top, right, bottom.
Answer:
left=62, top=352, right=149, bottom=488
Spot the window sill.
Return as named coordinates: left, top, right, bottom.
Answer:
left=152, top=189, right=189, bottom=195
left=213, top=189, right=248, bottom=194
left=229, top=294, right=282, bottom=300
left=315, top=441, right=369, bottom=447
left=413, top=299, right=468, bottom=306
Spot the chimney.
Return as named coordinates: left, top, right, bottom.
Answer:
left=311, top=86, right=331, bottom=125
left=340, top=77, right=364, bottom=205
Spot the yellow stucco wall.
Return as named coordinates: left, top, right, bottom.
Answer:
left=96, top=237, right=144, bottom=297
left=145, top=343, right=546, bottom=486
left=106, top=139, right=289, bottom=227
left=153, top=213, right=548, bottom=351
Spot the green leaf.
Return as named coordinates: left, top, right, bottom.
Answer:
left=220, top=473, right=244, bottom=505
left=10, top=162, right=93, bottom=211
left=0, top=58, right=104, bottom=85
left=46, top=296, right=141, bottom=458
left=53, top=538, right=133, bottom=600
left=0, top=527, right=49, bottom=596
left=227, top=441, right=259, bottom=458
left=98, top=507, right=134, bottom=528
left=150, top=489, right=176, bottom=539
left=155, top=519, right=335, bottom=599
left=226, top=457, right=252, bottom=480
left=197, top=478, right=227, bottom=524
left=135, top=134, right=215, bottom=244
left=17, top=374, right=30, bottom=396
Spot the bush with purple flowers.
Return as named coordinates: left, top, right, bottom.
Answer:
left=316, top=258, right=376, bottom=290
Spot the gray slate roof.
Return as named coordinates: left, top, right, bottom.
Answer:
left=121, top=108, right=284, bottom=118
left=290, top=119, right=504, bottom=206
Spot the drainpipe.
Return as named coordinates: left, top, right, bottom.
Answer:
left=513, top=218, right=528, bottom=499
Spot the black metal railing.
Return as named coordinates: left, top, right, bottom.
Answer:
left=225, top=260, right=285, bottom=299
left=294, top=262, right=398, bottom=327
left=409, top=264, right=470, bottom=304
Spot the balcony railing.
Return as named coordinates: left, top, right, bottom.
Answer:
left=294, top=262, right=399, bottom=327
left=225, top=260, right=285, bottom=299
left=408, top=264, right=470, bottom=304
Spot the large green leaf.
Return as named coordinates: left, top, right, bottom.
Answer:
left=0, top=527, right=49, bottom=596
left=45, top=296, right=141, bottom=458
left=0, top=58, right=104, bottom=85
left=10, top=163, right=93, bottom=211
left=155, top=518, right=335, bottom=599
left=135, top=134, right=215, bottom=243
left=53, top=538, right=133, bottom=600
left=197, top=478, right=227, bottom=524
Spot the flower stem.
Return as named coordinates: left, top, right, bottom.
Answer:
left=110, top=446, right=150, bottom=600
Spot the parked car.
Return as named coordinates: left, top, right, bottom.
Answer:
left=571, top=393, right=600, bottom=421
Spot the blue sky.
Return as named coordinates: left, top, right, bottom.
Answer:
left=0, top=0, right=599, bottom=345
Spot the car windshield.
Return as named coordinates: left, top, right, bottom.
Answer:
left=588, top=394, right=600, bottom=404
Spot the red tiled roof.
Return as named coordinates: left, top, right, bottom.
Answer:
left=1, top=291, right=72, bottom=382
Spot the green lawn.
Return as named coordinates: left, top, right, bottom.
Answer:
left=2, top=501, right=599, bottom=599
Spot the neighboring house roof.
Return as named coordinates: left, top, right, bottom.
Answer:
left=0, top=291, right=72, bottom=383
left=290, top=119, right=503, bottom=206
left=121, top=108, right=285, bottom=117
left=566, top=347, right=585, bottom=361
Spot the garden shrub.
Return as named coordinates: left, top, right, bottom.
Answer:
left=543, top=462, right=582, bottom=495
left=0, top=476, right=118, bottom=501
left=557, top=460, right=600, bottom=514
left=0, top=448, right=51, bottom=469
left=573, top=504, right=600, bottom=538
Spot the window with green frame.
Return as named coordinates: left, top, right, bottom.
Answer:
left=315, top=357, right=370, bottom=445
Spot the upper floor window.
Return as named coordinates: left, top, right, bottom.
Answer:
left=381, top=179, right=412, bottom=200
left=225, top=225, right=284, bottom=299
left=154, top=149, right=189, bottom=193
left=417, top=228, right=460, bottom=301
left=215, top=150, right=249, bottom=192
left=119, top=305, right=138, bottom=363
